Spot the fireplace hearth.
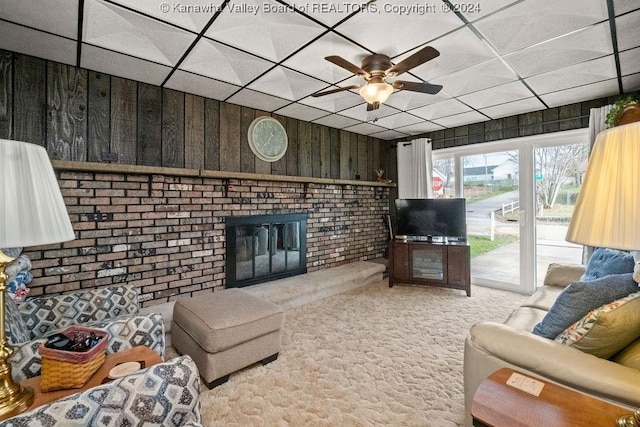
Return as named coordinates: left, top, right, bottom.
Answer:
left=226, top=213, right=307, bottom=288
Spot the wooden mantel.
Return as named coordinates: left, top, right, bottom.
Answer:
left=51, top=160, right=396, bottom=188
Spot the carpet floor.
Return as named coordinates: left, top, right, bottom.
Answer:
left=178, top=280, right=528, bottom=427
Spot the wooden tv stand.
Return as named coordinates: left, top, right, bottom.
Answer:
left=389, top=238, right=471, bottom=296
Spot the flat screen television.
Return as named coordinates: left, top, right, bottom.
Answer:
left=395, top=198, right=467, bottom=240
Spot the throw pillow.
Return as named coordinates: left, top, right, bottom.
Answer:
left=580, top=248, right=635, bottom=282
left=613, top=337, right=640, bottom=370
left=632, top=251, right=640, bottom=283
left=542, top=263, right=585, bottom=287
left=554, top=292, right=640, bottom=358
left=532, top=273, right=639, bottom=339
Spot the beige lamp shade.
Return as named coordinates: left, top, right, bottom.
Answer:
left=0, top=139, right=75, bottom=248
left=565, top=122, right=640, bottom=251
left=359, top=78, right=394, bottom=105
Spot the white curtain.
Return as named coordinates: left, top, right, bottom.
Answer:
left=589, top=105, right=612, bottom=150
left=397, top=138, right=433, bottom=199
left=581, top=105, right=613, bottom=263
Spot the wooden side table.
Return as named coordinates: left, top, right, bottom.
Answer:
left=472, top=368, right=631, bottom=427
left=20, top=345, right=162, bottom=412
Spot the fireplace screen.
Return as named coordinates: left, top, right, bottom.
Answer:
left=226, top=213, right=307, bottom=288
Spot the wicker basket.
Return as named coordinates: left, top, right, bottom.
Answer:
left=39, top=325, right=108, bottom=391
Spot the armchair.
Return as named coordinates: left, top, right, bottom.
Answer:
left=4, top=285, right=165, bottom=381
left=0, top=355, right=202, bottom=426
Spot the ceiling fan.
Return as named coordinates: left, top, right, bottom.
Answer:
left=311, top=45, right=443, bottom=111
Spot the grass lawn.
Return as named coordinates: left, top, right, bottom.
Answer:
left=468, top=234, right=519, bottom=258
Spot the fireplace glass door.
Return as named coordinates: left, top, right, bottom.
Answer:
left=226, top=214, right=307, bottom=287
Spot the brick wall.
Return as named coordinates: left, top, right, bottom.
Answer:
left=22, top=169, right=390, bottom=307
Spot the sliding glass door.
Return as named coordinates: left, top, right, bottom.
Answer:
left=462, top=150, right=521, bottom=289
left=534, top=142, right=588, bottom=286
left=432, top=129, right=588, bottom=294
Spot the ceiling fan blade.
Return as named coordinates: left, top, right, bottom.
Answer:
left=387, top=46, right=440, bottom=76
left=392, top=80, right=443, bottom=95
left=311, top=85, right=360, bottom=97
left=325, top=56, right=368, bottom=77
left=366, top=102, right=380, bottom=111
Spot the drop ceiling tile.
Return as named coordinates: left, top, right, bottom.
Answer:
left=312, top=114, right=361, bottom=129
left=274, top=103, right=329, bottom=122
left=343, top=122, right=387, bottom=136
left=205, top=0, right=325, bottom=62
left=282, top=33, right=369, bottom=84
left=457, top=0, right=520, bottom=22
left=371, top=129, right=410, bottom=140
left=525, top=55, right=617, bottom=94
left=164, top=70, right=240, bottom=101
left=81, top=44, right=171, bottom=85
left=458, top=81, right=534, bottom=110
left=432, top=111, right=489, bottom=128
left=226, top=88, right=290, bottom=112
left=474, top=0, right=608, bottom=54
left=110, top=0, right=223, bottom=32
left=180, top=38, right=274, bottom=86
left=84, top=0, right=196, bottom=66
left=540, top=79, right=620, bottom=108
left=301, top=0, right=360, bottom=26
left=615, top=10, right=640, bottom=51
left=504, top=21, right=613, bottom=78
left=339, top=103, right=399, bottom=122
left=298, top=89, right=363, bottom=112
left=408, top=99, right=471, bottom=121
left=480, top=97, right=546, bottom=120
left=0, top=22, right=76, bottom=66
left=613, top=0, right=640, bottom=16
left=373, top=113, right=423, bottom=129
left=395, top=121, right=445, bottom=135
left=622, top=73, right=640, bottom=93
left=431, top=59, right=518, bottom=97
left=398, top=27, right=496, bottom=81
left=248, top=67, right=328, bottom=101
left=620, top=47, right=640, bottom=76
left=0, top=0, right=79, bottom=39
left=335, top=2, right=463, bottom=57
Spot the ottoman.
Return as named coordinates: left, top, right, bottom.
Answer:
left=172, top=288, right=284, bottom=388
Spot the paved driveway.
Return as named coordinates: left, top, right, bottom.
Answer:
left=466, top=190, right=519, bottom=236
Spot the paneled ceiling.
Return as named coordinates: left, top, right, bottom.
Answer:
left=1, top=0, right=639, bottom=140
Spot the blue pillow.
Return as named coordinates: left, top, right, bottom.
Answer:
left=581, top=248, right=635, bottom=282
left=532, top=273, right=639, bottom=339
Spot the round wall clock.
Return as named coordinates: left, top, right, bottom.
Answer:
left=248, top=116, right=288, bottom=162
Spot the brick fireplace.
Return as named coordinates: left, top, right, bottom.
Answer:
left=22, top=164, right=391, bottom=306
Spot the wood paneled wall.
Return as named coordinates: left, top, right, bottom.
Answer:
left=0, top=50, right=393, bottom=181
left=420, top=91, right=640, bottom=149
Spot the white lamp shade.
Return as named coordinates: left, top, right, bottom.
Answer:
left=565, top=122, right=640, bottom=251
left=1, top=139, right=75, bottom=248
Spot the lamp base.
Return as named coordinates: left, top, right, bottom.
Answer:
left=0, top=385, right=33, bottom=421
left=618, top=409, right=640, bottom=427
left=0, top=252, right=34, bottom=420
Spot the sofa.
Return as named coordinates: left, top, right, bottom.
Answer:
left=0, top=355, right=202, bottom=426
left=5, top=285, right=165, bottom=381
left=464, top=262, right=640, bottom=426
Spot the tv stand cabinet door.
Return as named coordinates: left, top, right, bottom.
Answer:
left=410, top=244, right=447, bottom=284
left=447, top=245, right=471, bottom=296
left=389, top=241, right=411, bottom=286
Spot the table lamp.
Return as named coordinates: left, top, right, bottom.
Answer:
left=564, top=121, right=640, bottom=426
left=0, top=139, right=75, bottom=419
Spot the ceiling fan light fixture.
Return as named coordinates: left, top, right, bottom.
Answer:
left=359, top=80, right=393, bottom=105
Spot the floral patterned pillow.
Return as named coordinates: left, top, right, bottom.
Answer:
left=555, top=291, right=640, bottom=359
